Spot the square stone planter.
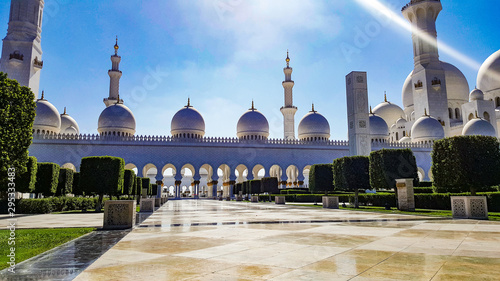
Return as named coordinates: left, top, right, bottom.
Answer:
left=396, top=179, right=415, bottom=211
left=103, top=200, right=136, bottom=230
left=236, top=195, right=243, bottom=201
left=451, top=196, right=488, bottom=219
left=322, top=196, right=339, bottom=209
left=155, top=198, right=161, bottom=207
left=142, top=188, right=149, bottom=198
left=251, top=195, right=259, bottom=203
left=275, top=196, right=285, bottom=205
left=140, top=198, right=155, bottom=212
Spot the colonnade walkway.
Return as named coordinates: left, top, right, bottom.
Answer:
left=75, top=200, right=500, bottom=280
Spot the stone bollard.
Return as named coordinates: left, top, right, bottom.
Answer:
left=451, top=196, right=488, bottom=219
left=396, top=179, right=415, bottom=211
left=140, top=198, right=155, bottom=212
left=236, top=195, right=243, bottom=201
left=322, top=196, right=339, bottom=209
left=251, top=195, right=259, bottom=203
left=275, top=196, right=285, bottom=205
left=155, top=198, right=161, bottom=208
left=103, top=200, right=136, bottom=230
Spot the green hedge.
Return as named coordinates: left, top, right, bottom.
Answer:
left=57, top=168, right=74, bottom=196
left=35, top=163, right=60, bottom=196
left=309, top=164, right=334, bottom=192
left=135, top=177, right=143, bottom=197
left=280, top=189, right=311, bottom=195
left=418, top=181, right=433, bottom=187
left=72, top=172, right=83, bottom=196
left=413, top=187, right=434, bottom=194
left=123, top=169, right=136, bottom=195
left=369, top=149, right=419, bottom=190
left=141, top=178, right=151, bottom=195
left=261, top=177, right=279, bottom=194
left=151, top=184, right=158, bottom=196
left=80, top=156, right=125, bottom=197
left=15, top=156, right=37, bottom=193
left=16, top=197, right=101, bottom=214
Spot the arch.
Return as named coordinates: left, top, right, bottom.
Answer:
left=252, top=164, right=265, bottom=180
left=417, top=167, right=425, bottom=182
left=286, top=165, right=299, bottom=187
left=161, top=164, right=177, bottom=177
left=235, top=164, right=248, bottom=183
left=302, top=165, right=312, bottom=188
left=125, top=163, right=138, bottom=175
left=61, top=163, right=76, bottom=172
left=181, top=164, right=196, bottom=177
left=496, top=97, right=500, bottom=107
left=142, top=163, right=157, bottom=179
left=468, top=113, right=474, bottom=121
left=448, top=108, right=453, bottom=119
left=199, top=164, right=213, bottom=198
left=455, top=108, right=461, bottom=120
left=484, top=111, right=490, bottom=122
left=269, top=165, right=283, bottom=181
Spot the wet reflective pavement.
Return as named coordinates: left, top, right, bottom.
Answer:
left=72, top=200, right=500, bottom=280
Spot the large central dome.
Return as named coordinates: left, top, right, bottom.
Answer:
left=237, top=102, right=269, bottom=141
left=477, top=49, right=500, bottom=93
left=373, top=95, right=405, bottom=127
left=171, top=99, right=205, bottom=139
left=98, top=102, right=136, bottom=137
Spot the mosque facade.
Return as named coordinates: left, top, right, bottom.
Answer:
left=2, top=0, right=500, bottom=198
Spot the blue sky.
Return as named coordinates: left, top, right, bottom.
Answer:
left=1, top=0, right=499, bottom=140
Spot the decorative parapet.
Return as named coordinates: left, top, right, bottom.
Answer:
left=371, top=139, right=434, bottom=149
left=33, top=57, right=43, bottom=68
left=9, top=52, right=23, bottom=61
left=402, top=0, right=440, bottom=11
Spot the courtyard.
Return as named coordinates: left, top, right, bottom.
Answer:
left=67, top=200, right=500, bottom=280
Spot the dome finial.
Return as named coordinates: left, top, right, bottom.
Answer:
left=187, top=97, right=191, bottom=107
left=370, top=105, right=373, bottom=114
left=424, top=108, right=428, bottom=116
left=63, top=107, right=66, bottom=115
left=116, top=93, right=121, bottom=104
left=251, top=100, right=255, bottom=110
left=286, top=50, right=290, bottom=67
left=311, top=103, right=316, bottom=113
left=384, top=91, right=387, bottom=102
left=114, top=36, right=119, bottom=55
left=41, top=90, right=44, bottom=100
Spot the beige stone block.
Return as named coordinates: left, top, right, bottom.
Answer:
left=140, top=198, right=155, bottom=212
left=322, top=196, right=339, bottom=209
left=396, top=179, right=415, bottom=211
left=103, top=200, right=136, bottom=230
left=251, top=195, right=259, bottom=203
left=451, top=196, right=488, bottom=219
left=275, top=196, right=286, bottom=204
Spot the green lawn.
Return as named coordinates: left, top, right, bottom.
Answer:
left=53, top=205, right=141, bottom=214
left=290, top=203, right=500, bottom=221
left=0, top=228, right=95, bottom=270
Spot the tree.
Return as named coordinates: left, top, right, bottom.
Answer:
left=309, top=164, right=334, bottom=193
left=0, top=72, right=37, bottom=191
left=432, top=136, right=500, bottom=195
left=72, top=172, right=83, bottom=196
left=123, top=169, right=136, bottom=197
left=35, top=163, right=60, bottom=197
left=80, top=156, right=125, bottom=211
left=57, top=168, right=74, bottom=196
left=369, top=149, right=419, bottom=191
left=151, top=184, right=158, bottom=196
left=261, top=177, right=279, bottom=194
left=141, top=178, right=151, bottom=196
left=333, top=156, right=370, bottom=208
left=16, top=156, right=37, bottom=193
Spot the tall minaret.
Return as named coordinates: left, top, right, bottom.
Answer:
left=104, top=37, right=123, bottom=107
left=0, top=0, right=45, bottom=99
left=402, top=0, right=449, bottom=134
left=280, top=51, right=298, bottom=140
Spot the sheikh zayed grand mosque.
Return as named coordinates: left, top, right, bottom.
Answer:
left=2, top=0, right=500, bottom=198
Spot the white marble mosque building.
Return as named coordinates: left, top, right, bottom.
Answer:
left=2, top=0, right=500, bottom=198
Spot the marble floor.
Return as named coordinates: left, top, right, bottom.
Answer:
left=75, top=200, right=500, bottom=280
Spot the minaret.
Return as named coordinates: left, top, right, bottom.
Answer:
left=346, top=71, right=370, bottom=156
left=280, top=51, right=298, bottom=140
left=402, top=0, right=449, bottom=134
left=0, top=0, right=45, bottom=99
left=104, top=37, right=123, bottom=107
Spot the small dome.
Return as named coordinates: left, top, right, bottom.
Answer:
left=402, top=71, right=414, bottom=108
left=298, top=105, right=330, bottom=141
left=369, top=113, right=389, bottom=140
left=469, top=88, right=484, bottom=101
left=411, top=114, right=444, bottom=143
left=171, top=99, right=205, bottom=139
left=441, top=61, right=469, bottom=102
left=237, top=102, right=269, bottom=140
left=462, top=117, right=496, bottom=137
left=396, top=117, right=407, bottom=128
left=399, top=136, right=412, bottom=143
left=477, top=49, right=500, bottom=93
left=98, top=102, right=136, bottom=136
left=60, top=108, right=80, bottom=135
left=33, top=93, right=61, bottom=135
left=373, top=95, right=405, bottom=127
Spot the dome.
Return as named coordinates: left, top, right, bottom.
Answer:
left=373, top=95, right=405, bottom=127
left=441, top=61, right=469, bottom=102
left=396, top=117, right=407, bottom=128
left=33, top=93, right=61, bottom=135
left=171, top=99, right=205, bottom=139
left=402, top=71, right=414, bottom=108
left=369, top=113, right=389, bottom=140
left=98, top=102, right=136, bottom=137
left=237, top=102, right=269, bottom=140
left=462, top=117, right=496, bottom=137
left=469, top=88, right=484, bottom=101
left=298, top=105, right=330, bottom=141
left=60, top=108, right=80, bottom=135
left=411, top=114, right=444, bottom=143
left=477, top=49, right=500, bottom=92
left=399, top=136, right=412, bottom=143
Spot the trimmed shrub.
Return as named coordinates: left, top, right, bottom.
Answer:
left=235, top=183, right=242, bottom=195
left=80, top=156, right=125, bottom=210
left=123, top=169, right=136, bottom=195
left=333, top=156, right=370, bottom=208
left=16, top=156, right=38, bottom=193
left=135, top=177, right=143, bottom=197
left=151, top=184, right=158, bottom=196
left=413, top=187, right=434, bottom=194
left=249, top=180, right=261, bottom=194
left=369, top=149, right=419, bottom=190
left=309, top=164, right=334, bottom=193
left=261, top=177, right=279, bottom=194
left=57, top=168, right=74, bottom=196
left=418, top=181, right=433, bottom=187
left=72, top=172, right=83, bottom=196
left=141, top=178, right=151, bottom=195
left=432, top=136, right=500, bottom=195
left=35, top=163, right=60, bottom=197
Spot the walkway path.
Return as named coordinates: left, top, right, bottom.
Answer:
left=74, top=200, right=500, bottom=280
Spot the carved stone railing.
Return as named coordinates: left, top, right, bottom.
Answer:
left=402, top=0, right=440, bottom=12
